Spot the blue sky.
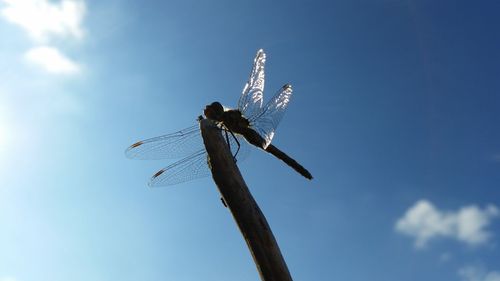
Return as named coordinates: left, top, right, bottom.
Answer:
left=1, top=0, right=499, bottom=281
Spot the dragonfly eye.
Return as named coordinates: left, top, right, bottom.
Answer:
left=211, top=102, right=224, bottom=113
left=204, top=102, right=224, bottom=121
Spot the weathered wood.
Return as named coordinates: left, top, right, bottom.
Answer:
left=199, top=118, right=293, bottom=281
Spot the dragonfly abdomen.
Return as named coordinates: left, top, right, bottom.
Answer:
left=237, top=127, right=313, bottom=180
left=265, top=144, right=313, bottom=180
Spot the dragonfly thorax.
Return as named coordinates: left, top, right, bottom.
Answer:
left=204, top=102, right=251, bottom=133
left=222, top=109, right=250, bottom=133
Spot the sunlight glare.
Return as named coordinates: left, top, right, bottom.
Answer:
left=0, top=107, right=10, bottom=154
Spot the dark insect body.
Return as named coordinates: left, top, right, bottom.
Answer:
left=126, top=49, right=312, bottom=186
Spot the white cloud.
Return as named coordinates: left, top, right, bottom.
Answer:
left=395, top=200, right=499, bottom=248
left=459, top=266, right=500, bottom=281
left=1, top=0, right=85, bottom=75
left=0, top=277, right=17, bottom=281
left=1, top=0, right=86, bottom=42
left=25, top=46, right=79, bottom=74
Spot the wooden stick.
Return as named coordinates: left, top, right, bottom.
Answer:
left=199, top=118, right=293, bottom=281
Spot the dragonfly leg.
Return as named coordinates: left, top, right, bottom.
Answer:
left=223, top=127, right=232, bottom=153
left=224, top=129, right=230, bottom=148
left=221, top=125, right=239, bottom=163
left=228, top=129, right=240, bottom=161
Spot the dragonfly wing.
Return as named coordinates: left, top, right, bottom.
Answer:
left=125, top=124, right=203, bottom=160
left=149, top=131, right=250, bottom=187
left=249, top=84, right=293, bottom=148
left=149, top=149, right=211, bottom=187
left=238, top=49, right=266, bottom=118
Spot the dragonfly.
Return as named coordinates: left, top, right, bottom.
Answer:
left=126, top=49, right=312, bottom=186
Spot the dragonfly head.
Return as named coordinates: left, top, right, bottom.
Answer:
left=204, top=102, right=224, bottom=121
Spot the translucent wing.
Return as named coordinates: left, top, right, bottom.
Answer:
left=125, top=125, right=202, bottom=160
left=149, top=149, right=210, bottom=187
left=249, top=84, right=293, bottom=148
left=238, top=49, right=266, bottom=118
left=146, top=129, right=250, bottom=187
